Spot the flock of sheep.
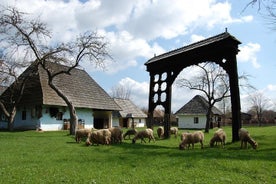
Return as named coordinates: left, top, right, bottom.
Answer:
left=75, top=126, right=258, bottom=150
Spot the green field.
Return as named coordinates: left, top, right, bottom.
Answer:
left=0, top=126, right=275, bottom=184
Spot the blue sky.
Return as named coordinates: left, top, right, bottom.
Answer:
left=1, top=0, right=275, bottom=112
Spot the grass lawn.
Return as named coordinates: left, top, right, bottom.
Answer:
left=0, top=126, right=275, bottom=184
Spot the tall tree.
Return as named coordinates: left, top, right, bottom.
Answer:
left=110, top=84, right=132, bottom=99
left=176, top=62, right=230, bottom=133
left=0, top=6, right=110, bottom=134
left=0, top=59, right=31, bottom=131
left=249, top=92, right=269, bottom=126
left=243, top=0, right=276, bottom=30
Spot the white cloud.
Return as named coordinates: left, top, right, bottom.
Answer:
left=238, top=42, right=261, bottom=68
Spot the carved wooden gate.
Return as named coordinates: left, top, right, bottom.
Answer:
left=144, top=31, right=242, bottom=142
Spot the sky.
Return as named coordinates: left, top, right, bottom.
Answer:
left=1, top=0, right=276, bottom=112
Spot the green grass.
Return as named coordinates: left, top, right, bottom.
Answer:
left=0, top=126, right=275, bottom=184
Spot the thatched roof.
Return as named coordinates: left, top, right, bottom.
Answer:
left=113, top=98, right=147, bottom=118
left=175, top=95, right=222, bottom=115
left=2, top=62, right=121, bottom=111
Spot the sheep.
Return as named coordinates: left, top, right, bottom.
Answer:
left=132, top=128, right=155, bottom=144
left=170, top=127, right=178, bottom=138
left=179, top=131, right=204, bottom=150
left=108, top=127, right=123, bottom=144
left=209, top=128, right=226, bottom=148
left=123, top=129, right=138, bottom=140
left=86, top=129, right=112, bottom=146
left=75, top=129, right=91, bottom=143
left=239, top=128, right=258, bottom=149
left=157, top=126, right=164, bottom=139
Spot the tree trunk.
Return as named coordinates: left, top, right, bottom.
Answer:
left=205, top=109, right=212, bottom=133
left=68, top=103, right=78, bottom=135
left=8, top=107, right=16, bottom=131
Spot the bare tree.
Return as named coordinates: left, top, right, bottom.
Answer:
left=176, top=62, right=230, bottom=133
left=176, top=62, right=253, bottom=133
left=0, top=6, right=110, bottom=134
left=243, top=0, right=276, bottom=30
left=248, top=92, right=269, bottom=126
left=0, top=58, right=31, bottom=130
left=110, top=84, right=132, bottom=99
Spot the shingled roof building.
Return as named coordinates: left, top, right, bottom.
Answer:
left=112, top=98, right=147, bottom=128
left=175, top=95, right=222, bottom=129
left=0, top=62, right=121, bottom=130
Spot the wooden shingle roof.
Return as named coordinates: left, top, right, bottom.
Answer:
left=113, top=98, right=147, bottom=118
left=2, top=62, right=121, bottom=111
left=175, top=95, right=222, bottom=115
left=145, top=31, right=241, bottom=65
left=38, top=63, right=121, bottom=110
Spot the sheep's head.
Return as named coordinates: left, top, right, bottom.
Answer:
left=252, top=141, right=258, bottom=149
left=179, top=143, right=186, bottom=150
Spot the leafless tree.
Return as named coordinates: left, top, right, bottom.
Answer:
left=110, top=84, right=132, bottom=99
left=0, top=58, right=31, bottom=130
left=176, top=62, right=230, bottom=133
left=243, top=0, right=276, bottom=30
left=0, top=6, right=110, bottom=134
left=176, top=62, right=253, bottom=133
left=248, top=92, right=269, bottom=126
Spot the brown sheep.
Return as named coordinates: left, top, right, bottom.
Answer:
left=210, top=128, right=226, bottom=148
left=86, top=129, right=112, bottom=146
left=75, top=129, right=91, bottom=143
left=179, top=131, right=204, bottom=150
left=239, top=128, right=258, bottom=149
left=157, top=126, right=164, bottom=139
left=108, top=127, right=123, bottom=144
left=170, top=127, right=178, bottom=138
left=123, top=129, right=138, bottom=140
left=132, top=128, right=155, bottom=144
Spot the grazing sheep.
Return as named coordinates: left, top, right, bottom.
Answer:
left=86, top=129, right=112, bottom=146
left=179, top=131, right=204, bottom=150
left=108, top=127, right=123, bottom=144
left=209, top=128, right=226, bottom=148
left=75, top=129, right=91, bottom=143
left=123, top=129, right=138, bottom=140
left=157, top=126, right=164, bottom=139
left=132, top=128, right=155, bottom=144
left=170, top=127, right=178, bottom=138
left=239, top=128, right=258, bottom=149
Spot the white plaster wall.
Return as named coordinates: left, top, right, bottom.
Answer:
left=178, top=114, right=206, bottom=129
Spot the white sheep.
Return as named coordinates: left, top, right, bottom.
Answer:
left=123, top=129, right=138, bottom=140
left=170, top=127, right=178, bottom=138
left=209, top=128, right=226, bottom=148
left=132, top=128, right=155, bottom=144
left=239, top=128, right=258, bottom=149
left=75, top=129, right=91, bottom=143
left=179, top=131, right=204, bottom=150
left=108, top=127, right=123, bottom=144
left=86, top=129, right=112, bottom=146
left=157, top=126, right=164, bottom=139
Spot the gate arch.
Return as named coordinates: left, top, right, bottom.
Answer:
left=145, top=31, right=242, bottom=142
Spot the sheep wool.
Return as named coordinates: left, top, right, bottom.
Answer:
left=179, top=131, right=204, bottom=150
left=239, top=128, right=258, bottom=149
left=132, top=128, right=155, bottom=144
left=209, top=128, right=226, bottom=148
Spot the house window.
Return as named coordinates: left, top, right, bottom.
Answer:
left=139, top=119, right=141, bottom=123
left=194, top=117, right=199, bottom=124
left=22, top=111, right=27, bottom=120
left=56, top=112, right=63, bottom=120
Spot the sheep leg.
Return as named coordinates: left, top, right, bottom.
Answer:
left=200, top=141, right=204, bottom=149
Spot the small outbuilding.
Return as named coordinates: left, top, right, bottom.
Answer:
left=175, top=95, right=223, bottom=129
left=112, top=98, right=147, bottom=128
